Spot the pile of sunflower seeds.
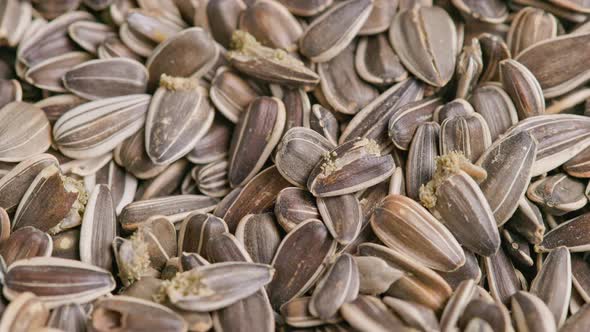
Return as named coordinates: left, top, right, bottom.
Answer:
left=4, top=0, right=590, bottom=331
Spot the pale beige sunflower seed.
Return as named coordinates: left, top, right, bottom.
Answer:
left=389, top=97, right=443, bottom=151
left=299, top=0, right=373, bottom=62
left=177, top=212, right=228, bottom=256
left=530, top=246, right=572, bottom=327
left=0, top=102, right=51, bottom=162
left=63, top=58, right=148, bottom=100
left=68, top=20, right=116, bottom=55
left=0, top=0, right=31, bottom=47
left=47, top=302, right=87, bottom=332
left=79, top=184, right=116, bottom=271
left=53, top=94, right=151, bottom=159
left=0, top=207, right=9, bottom=241
left=511, top=291, right=557, bottom=332
left=371, top=194, right=465, bottom=272
left=390, top=5, right=457, bottom=87
left=274, top=187, right=320, bottom=232
left=235, top=213, right=281, bottom=265
left=280, top=296, right=342, bottom=328
left=268, top=219, right=337, bottom=310
left=0, top=226, right=52, bottom=266
left=0, top=292, right=48, bottom=332
left=354, top=256, right=403, bottom=295
left=383, top=296, right=440, bottom=332
left=146, top=76, right=214, bottom=165
left=3, top=257, right=116, bottom=308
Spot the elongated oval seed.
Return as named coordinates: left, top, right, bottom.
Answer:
left=268, top=219, right=336, bottom=310
left=390, top=5, right=457, bottom=87
left=317, top=194, right=362, bottom=245
left=511, top=291, right=557, bottom=332
left=477, top=131, right=537, bottom=226
left=389, top=97, right=443, bottom=151
left=274, top=187, right=320, bottom=232
left=500, top=59, right=546, bottom=119
left=63, top=58, right=148, bottom=100
left=177, top=213, right=228, bottom=256
left=469, top=83, right=518, bottom=141
left=3, top=257, right=116, bottom=308
left=0, top=292, right=49, bottom=332
left=68, top=20, right=116, bottom=54
left=0, top=226, right=52, bottom=266
left=228, top=96, right=286, bottom=188
left=484, top=247, right=521, bottom=305
left=235, top=213, right=281, bottom=265
left=0, top=102, right=51, bottom=162
left=299, top=0, right=373, bottom=63
left=355, top=34, right=408, bottom=86
left=538, top=212, right=590, bottom=252
left=406, top=122, right=439, bottom=200
left=46, top=302, right=87, bottom=332
left=370, top=194, right=465, bottom=272
left=440, top=113, right=492, bottom=163
left=146, top=77, right=214, bottom=165
left=452, top=0, right=508, bottom=23
left=507, top=7, right=558, bottom=58
left=340, top=295, right=412, bottom=332
left=79, top=184, right=116, bottom=271
left=53, top=94, right=151, bottom=159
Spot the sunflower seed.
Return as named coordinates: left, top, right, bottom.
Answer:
left=178, top=213, right=228, bottom=256
left=530, top=246, right=571, bottom=327
left=469, top=83, right=518, bottom=141
left=0, top=292, right=48, bottom=332
left=0, top=79, right=21, bottom=109
left=478, top=33, right=510, bottom=83
left=146, top=76, right=214, bottom=165
left=0, top=226, right=52, bottom=266
left=318, top=42, right=379, bottom=115
left=137, top=159, right=188, bottom=200
left=458, top=299, right=512, bottom=332
left=271, top=85, right=310, bottom=134
left=4, top=257, right=116, bottom=308
left=538, top=212, right=590, bottom=252
left=389, top=97, right=443, bottom=151
left=383, top=296, right=440, bottom=332
left=63, top=58, right=148, bottom=100
left=0, top=0, right=31, bottom=48
left=53, top=94, right=150, bottom=160
left=268, top=219, right=337, bottom=310
left=299, top=0, right=373, bottom=63
left=390, top=5, right=457, bottom=87
left=340, top=295, right=412, bottom=332
left=126, top=10, right=186, bottom=45
left=507, top=7, right=559, bottom=58
left=228, top=96, right=285, bottom=187
left=274, top=187, right=320, bottom=232
left=98, top=36, right=143, bottom=62
left=484, top=247, right=521, bottom=305
left=317, top=194, right=362, bottom=245
left=114, top=129, right=168, bottom=180
left=206, top=0, right=246, bottom=48
left=209, top=66, right=261, bottom=124
left=405, top=122, right=439, bottom=200
left=235, top=213, right=281, bottom=265
left=277, top=0, right=333, bottom=16
left=500, top=59, right=546, bottom=119
left=528, top=173, right=587, bottom=215
left=68, top=20, right=116, bottom=55
left=309, top=104, right=340, bottom=146
left=0, top=102, right=51, bottom=162
left=440, top=113, right=492, bottom=162
left=187, top=117, right=233, bottom=165
left=47, top=302, right=87, bottom=332
left=280, top=296, right=342, bottom=327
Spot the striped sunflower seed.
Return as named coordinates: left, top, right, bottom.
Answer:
left=0, top=102, right=51, bottom=162
left=355, top=34, right=408, bottom=86
left=177, top=213, right=228, bottom=256
left=433, top=98, right=475, bottom=123
left=3, top=257, right=116, bottom=308
left=125, top=10, right=186, bottom=45
left=478, top=33, right=511, bottom=83
left=538, top=212, right=590, bottom=252
left=227, top=31, right=319, bottom=87
left=25, top=51, right=93, bottom=93
left=137, top=159, right=189, bottom=200
left=299, top=0, right=373, bottom=63
left=452, top=0, right=508, bottom=23
left=268, top=219, right=337, bottom=310
left=390, top=5, right=457, bottom=87
left=354, top=255, right=403, bottom=296
left=79, top=184, right=116, bottom=271
left=228, top=96, right=285, bottom=187
left=420, top=152, right=500, bottom=256
left=308, top=138, right=395, bottom=197
left=63, top=58, right=148, bottom=100
left=500, top=59, right=546, bottom=119
left=271, top=85, right=310, bottom=134
left=113, top=129, right=168, bottom=180
left=0, top=207, right=9, bottom=240
left=564, top=145, right=590, bottom=178
left=47, top=302, right=87, bottom=332
left=440, top=113, right=492, bottom=162
left=53, top=94, right=151, bottom=160
left=309, top=253, right=359, bottom=320
left=318, top=42, right=379, bottom=115
left=90, top=296, right=187, bottom=332
left=277, top=0, right=333, bottom=16
left=13, top=164, right=87, bottom=234
left=484, top=247, right=521, bottom=305
left=469, top=83, right=518, bottom=141
left=371, top=194, right=465, bottom=272
left=440, top=279, right=477, bottom=331
left=458, top=299, right=512, bottom=332
left=209, top=66, right=261, bottom=124
left=161, top=261, right=274, bottom=312
left=187, top=117, right=233, bottom=165
left=309, top=104, right=339, bottom=146
left=516, top=32, right=590, bottom=98
left=317, top=194, right=362, bottom=245
left=235, top=213, right=281, bottom=265
left=68, top=20, right=116, bottom=55
left=406, top=122, right=439, bottom=200
left=0, top=226, right=52, bottom=266
left=206, top=0, right=246, bottom=48
left=280, top=296, right=342, bottom=328
left=274, top=187, right=320, bottom=232
left=34, top=94, right=87, bottom=124
left=477, top=131, right=537, bottom=226
left=383, top=296, right=440, bottom=332
left=530, top=246, right=572, bottom=327
left=340, top=295, right=413, bottom=332
left=389, top=97, right=443, bottom=151
left=0, top=0, right=31, bottom=48
left=0, top=292, right=48, bottom=332
left=239, top=0, right=302, bottom=52
left=98, top=36, right=143, bottom=61
left=197, top=160, right=231, bottom=198
left=512, top=291, right=557, bottom=332
left=507, top=7, right=559, bottom=58
left=502, top=228, right=534, bottom=268
left=146, top=75, right=214, bottom=165
left=527, top=173, right=587, bottom=216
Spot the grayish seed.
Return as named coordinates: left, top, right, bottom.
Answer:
left=456, top=38, right=483, bottom=99
left=452, top=0, right=508, bottom=23
left=478, top=33, right=511, bottom=83
left=47, top=302, right=87, bottom=332
left=206, top=0, right=247, bottom=48
left=138, top=159, right=189, bottom=200
left=437, top=248, right=482, bottom=290
left=389, top=97, right=443, bottom=151
left=280, top=296, right=342, bottom=328
left=274, top=187, right=320, bottom=232
left=458, top=299, right=512, bottom=332
left=359, top=0, right=398, bottom=35
left=507, top=7, right=559, bottom=58
left=440, top=113, right=492, bottom=163
left=512, top=291, right=557, bottom=332
left=355, top=34, right=408, bottom=86
left=197, top=160, right=231, bottom=198
left=178, top=212, right=228, bottom=256
left=527, top=173, right=587, bottom=215
left=354, top=255, right=403, bottom=295
left=34, top=94, right=87, bottom=124
left=235, top=213, right=281, bottom=265
left=440, top=279, right=477, bottom=332
left=79, top=185, right=116, bottom=271
left=114, top=129, right=168, bottom=180
left=0, top=0, right=31, bottom=47
left=500, top=59, right=546, bottom=119
left=98, top=36, right=144, bottom=62
left=484, top=247, right=521, bottom=305
left=187, top=117, right=233, bottom=165
left=25, top=51, right=93, bottom=93
left=572, top=254, right=590, bottom=303
left=317, top=194, right=362, bottom=245
left=406, top=122, right=439, bottom=200
left=469, top=83, right=518, bottom=141
left=68, top=21, right=116, bottom=55
left=340, top=295, right=413, bottom=332
left=383, top=296, right=440, bottom=332
left=210, top=66, right=261, bottom=124
left=0, top=102, right=51, bottom=162
left=277, top=0, right=334, bottom=16
left=310, top=104, right=340, bottom=147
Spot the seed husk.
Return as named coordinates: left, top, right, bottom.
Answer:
left=47, top=302, right=87, bottom=332
left=90, top=296, right=187, bottom=332
left=146, top=27, right=219, bottom=90
left=114, top=128, right=168, bottom=180
left=3, top=257, right=116, bottom=308
left=538, top=212, right=590, bottom=252
left=268, top=219, right=337, bottom=310
left=146, top=76, right=214, bottom=165
left=228, top=96, right=285, bottom=187
left=299, top=0, right=373, bottom=63
left=309, top=104, right=340, bottom=146
left=178, top=213, right=228, bottom=256
left=440, top=113, right=492, bottom=162
left=280, top=296, right=342, bottom=328
left=383, top=296, right=441, bottom=332
left=187, top=117, right=233, bottom=165
left=528, top=173, right=587, bottom=215
left=206, top=0, right=246, bottom=48
left=68, top=20, right=116, bottom=55
left=227, top=31, right=320, bottom=88
left=0, top=102, right=51, bottom=162
left=354, top=256, right=403, bottom=296
left=277, top=0, right=333, bottom=16
left=339, top=78, right=424, bottom=151
left=0, top=154, right=58, bottom=214
left=235, top=213, right=281, bottom=265
left=530, top=246, right=572, bottom=327
left=355, top=34, right=408, bottom=86
left=209, top=66, right=261, bottom=124
left=274, top=187, right=320, bottom=232
left=0, top=292, right=48, bottom=332
left=308, top=138, right=396, bottom=197
left=500, top=59, right=546, bottom=119
left=309, top=253, right=359, bottom=320
left=53, top=94, right=151, bottom=160
left=161, top=261, right=274, bottom=312
left=484, top=247, right=521, bottom=305
left=119, top=195, right=218, bottom=231
left=63, top=58, right=148, bottom=100
left=0, top=226, right=52, bottom=266
left=405, top=122, right=439, bottom=200
left=478, top=33, right=511, bottom=82
left=458, top=299, right=512, bottom=332
left=511, top=291, right=557, bottom=332
left=390, top=5, right=457, bottom=87
left=271, top=85, right=310, bottom=134
left=340, top=295, right=413, bottom=332
left=0, top=0, right=31, bottom=48
left=507, top=7, right=559, bottom=58
left=317, top=42, right=379, bottom=115
left=389, top=97, right=443, bottom=151
left=469, top=83, right=518, bottom=141
left=317, top=194, right=362, bottom=245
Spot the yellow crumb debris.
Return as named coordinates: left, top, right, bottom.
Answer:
left=159, top=74, right=200, bottom=91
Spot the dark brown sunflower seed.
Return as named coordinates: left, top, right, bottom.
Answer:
left=299, top=0, right=373, bottom=62
left=268, top=219, right=336, bottom=310
left=63, top=58, right=148, bottom=100
left=210, top=66, right=261, bottom=124
left=389, top=97, right=443, bottom=151
left=500, top=59, right=546, bottom=119
left=390, top=5, right=457, bottom=87
left=206, top=0, right=246, bottom=48
left=477, top=33, right=510, bottom=83
left=317, top=42, right=379, bottom=115
left=178, top=212, right=228, bottom=256
left=538, top=212, right=590, bottom=252
left=137, top=159, right=189, bottom=200
left=564, top=145, right=590, bottom=178
left=4, top=257, right=116, bottom=308
left=53, top=94, right=150, bottom=160
left=197, top=160, right=231, bottom=198
left=405, top=122, right=439, bottom=200
left=187, top=116, right=233, bottom=164
left=440, top=113, right=492, bottom=162
left=511, top=291, right=557, bottom=332
left=317, top=194, right=362, bottom=245
left=274, top=187, right=320, bottom=232
left=0, top=226, right=52, bottom=266
left=235, top=213, right=281, bottom=265
left=228, top=96, right=285, bottom=187
left=114, top=128, right=168, bottom=180
left=469, top=83, right=518, bottom=141
left=530, top=246, right=571, bottom=327
left=572, top=254, right=590, bottom=303
left=119, top=195, right=218, bottom=231
left=484, top=247, right=521, bottom=305
left=458, top=299, right=512, bottom=332
left=355, top=34, right=408, bottom=86
left=271, top=85, right=310, bottom=134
